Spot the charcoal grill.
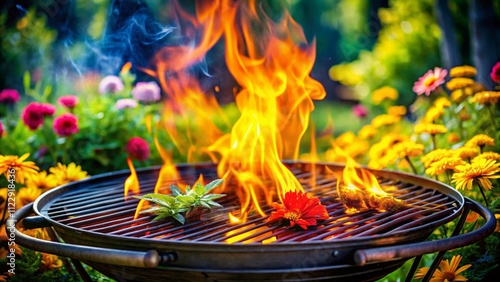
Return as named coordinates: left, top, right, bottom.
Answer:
left=12, top=161, right=496, bottom=281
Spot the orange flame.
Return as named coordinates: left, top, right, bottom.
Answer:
left=153, top=132, right=179, bottom=194
left=124, top=158, right=140, bottom=198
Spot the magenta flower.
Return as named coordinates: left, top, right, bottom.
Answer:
left=491, top=62, right=500, bottom=84
left=0, top=89, right=20, bottom=104
left=352, top=104, right=368, bottom=118
left=53, top=113, right=79, bottom=136
left=115, top=98, right=138, bottom=110
left=98, top=75, right=124, bottom=94
left=412, top=67, right=448, bottom=96
left=57, top=95, right=79, bottom=109
left=0, top=121, right=4, bottom=137
left=40, top=103, right=56, bottom=116
left=126, top=137, right=150, bottom=161
left=21, top=102, right=45, bottom=130
left=132, top=81, right=161, bottom=103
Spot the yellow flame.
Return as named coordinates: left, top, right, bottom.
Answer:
left=153, top=132, right=179, bottom=194
left=124, top=158, right=140, bottom=198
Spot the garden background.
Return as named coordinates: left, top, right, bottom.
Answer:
left=1, top=0, right=500, bottom=281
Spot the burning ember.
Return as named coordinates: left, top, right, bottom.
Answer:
left=334, top=155, right=407, bottom=214
left=128, top=0, right=404, bottom=224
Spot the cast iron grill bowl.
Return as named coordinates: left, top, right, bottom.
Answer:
left=13, top=162, right=496, bottom=282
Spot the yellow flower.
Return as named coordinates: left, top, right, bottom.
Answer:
left=49, top=163, right=89, bottom=185
left=41, top=253, right=63, bottom=270
left=335, top=131, right=357, bottom=148
left=16, top=186, right=42, bottom=208
left=452, top=159, right=500, bottom=190
left=450, top=65, right=477, bottom=77
left=473, top=152, right=500, bottom=162
left=0, top=153, right=39, bottom=184
left=372, top=86, right=398, bottom=105
left=465, top=134, right=495, bottom=149
left=388, top=105, right=407, bottom=116
left=391, top=141, right=424, bottom=159
left=415, top=255, right=471, bottom=282
left=371, top=114, right=401, bottom=128
left=469, top=91, right=500, bottom=104
left=454, top=147, right=479, bottom=160
left=447, top=133, right=460, bottom=144
left=424, top=106, right=444, bottom=122
left=358, top=125, right=377, bottom=140
left=425, top=157, right=466, bottom=176
left=451, top=89, right=468, bottom=103
left=446, top=78, right=475, bottom=91
left=414, top=123, right=447, bottom=135
left=434, top=97, right=452, bottom=109
left=421, top=149, right=455, bottom=168
left=26, top=171, right=58, bottom=191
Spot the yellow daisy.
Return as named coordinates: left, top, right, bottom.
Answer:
left=391, top=141, right=424, bottom=159
left=454, top=147, right=479, bottom=160
left=446, top=78, right=475, bottom=91
left=425, top=157, right=466, bottom=176
left=415, top=255, right=471, bottom=282
left=358, top=125, right=377, bottom=140
left=452, top=159, right=500, bottom=190
left=371, top=114, right=401, bottom=128
left=371, top=86, right=398, bottom=105
left=449, top=65, right=477, bottom=78
left=473, top=152, right=500, bottom=162
left=465, top=134, right=495, bottom=149
left=49, top=163, right=89, bottom=185
left=424, top=106, right=444, bottom=122
left=388, top=105, right=407, bottom=116
left=16, top=186, right=42, bottom=208
left=26, top=170, right=58, bottom=191
left=421, top=149, right=455, bottom=168
left=41, top=253, right=63, bottom=270
left=450, top=89, right=468, bottom=103
left=414, top=123, right=447, bottom=135
left=470, top=91, right=500, bottom=104
left=0, top=153, right=39, bottom=183
left=335, top=131, right=357, bottom=148
left=434, top=97, right=452, bottom=109
left=447, top=133, right=460, bottom=144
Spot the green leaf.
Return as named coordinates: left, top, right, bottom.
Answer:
left=202, top=194, right=226, bottom=200
left=176, top=195, right=195, bottom=205
left=205, top=200, right=223, bottom=208
left=199, top=201, right=211, bottom=209
left=170, top=185, right=183, bottom=196
left=172, top=213, right=185, bottom=224
left=204, top=179, right=224, bottom=192
left=195, top=183, right=205, bottom=195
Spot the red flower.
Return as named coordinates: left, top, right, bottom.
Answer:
left=0, top=89, right=20, bottom=104
left=21, top=102, right=45, bottom=130
left=57, top=95, right=79, bottom=109
left=53, top=113, right=78, bottom=136
left=491, top=62, right=500, bottom=83
left=352, top=104, right=368, bottom=118
left=126, top=137, right=150, bottom=161
left=40, top=103, right=56, bottom=116
left=267, top=191, right=329, bottom=230
left=0, top=121, right=4, bottom=137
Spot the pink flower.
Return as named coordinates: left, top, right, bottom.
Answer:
left=491, top=62, right=500, bottom=83
left=57, top=95, right=79, bottom=109
left=0, top=89, right=20, bottom=104
left=115, top=98, right=138, bottom=110
left=21, top=102, right=45, bottom=130
left=132, top=82, right=161, bottom=103
left=98, top=75, right=124, bottom=94
left=412, top=67, right=448, bottom=96
left=126, top=137, right=150, bottom=161
left=0, top=121, right=4, bottom=137
left=39, top=103, right=56, bottom=116
left=352, top=104, right=368, bottom=118
left=53, top=113, right=78, bottom=136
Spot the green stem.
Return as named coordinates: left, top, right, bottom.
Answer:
left=475, top=179, right=490, bottom=207
left=445, top=170, right=452, bottom=185
left=405, top=156, right=418, bottom=174
left=486, top=104, right=498, bottom=130
left=431, top=134, right=437, bottom=150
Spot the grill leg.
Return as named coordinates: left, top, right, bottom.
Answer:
left=404, top=255, right=423, bottom=282
left=421, top=199, right=472, bottom=282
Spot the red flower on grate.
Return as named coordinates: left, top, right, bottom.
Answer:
left=126, top=137, right=150, bottom=161
left=267, top=191, right=329, bottom=230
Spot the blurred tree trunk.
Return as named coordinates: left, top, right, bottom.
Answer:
left=469, top=0, right=500, bottom=89
left=435, top=0, right=461, bottom=70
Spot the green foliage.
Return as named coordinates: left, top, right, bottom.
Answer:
left=134, top=179, right=225, bottom=224
left=0, top=246, right=78, bottom=282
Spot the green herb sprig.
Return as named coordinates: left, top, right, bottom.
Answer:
left=134, top=179, right=225, bottom=224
